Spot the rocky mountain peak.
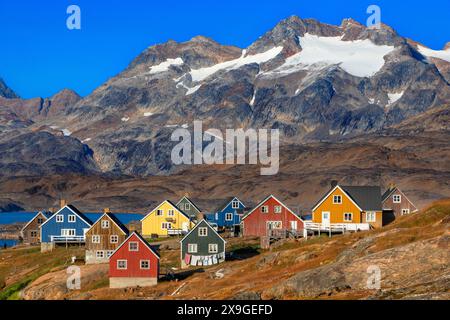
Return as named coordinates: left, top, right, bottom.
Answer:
left=0, top=78, right=19, bottom=99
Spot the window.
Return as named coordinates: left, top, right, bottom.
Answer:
left=140, top=260, right=150, bottom=270
left=96, top=251, right=105, bottom=258
left=31, top=231, right=38, bottom=237
left=225, top=213, right=233, bottom=221
left=261, top=206, right=269, bottom=213
left=333, top=195, right=342, bottom=204
left=68, top=215, right=76, bottom=223
left=106, top=251, right=114, bottom=258
left=92, top=235, right=100, bottom=244
left=402, top=209, right=410, bottom=215
left=185, top=203, right=191, bottom=210
left=343, top=213, right=353, bottom=222
left=393, top=195, right=401, bottom=203
left=267, top=221, right=282, bottom=230
left=232, top=200, right=239, bottom=209
left=215, top=213, right=219, bottom=220
left=188, top=243, right=198, bottom=253
left=117, top=260, right=127, bottom=270
left=129, top=242, right=139, bottom=251
left=37, top=218, right=44, bottom=224
left=168, top=209, right=175, bottom=217
left=274, top=206, right=282, bottom=213
left=162, top=222, right=172, bottom=229
left=199, top=227, right=208, bottom=237
left=110, top=235, right=119, bottom=244
left=156, top=209, right=163, bottom=216
left=61, top=229, right=75, bottom=236
left=209, top=244, right=218, bottom=253
left=56, top=215, right=64, bottom=223
left=366, top=212, right=376, bottom=222
left=101, top=220, right=110, bottom=229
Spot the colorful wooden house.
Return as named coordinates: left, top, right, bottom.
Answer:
left=85, top=209, right=129, bottom=264
left=180, top=219, right=226, bottom=269
left=21, top=211, right=51, bottom=245
left=241, top=195, right=305, bottom=238
left=109, top=231, right=160, bottom=288
left=176, top=196, right=202, bottom=221
left=40, top=201, right=93, bottom=252
left=382, top=184, right=418, bottom=224
left=309, top=183, right=383, bottom=232
left=205, top=197, right=246, bottom=230
left=141, top=200, right=195, bottom=238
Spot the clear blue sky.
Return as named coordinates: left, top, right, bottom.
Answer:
left=0, top=0, right=448, bottom=98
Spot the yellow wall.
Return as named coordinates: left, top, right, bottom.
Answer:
left=141, top=201, right=194, bottom=237
left=313, top=187, right=362, bottom=223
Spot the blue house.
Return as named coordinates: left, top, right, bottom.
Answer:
left=206, top=197, right=246, bottom=230
left=40, top=203, right=93, bottom=252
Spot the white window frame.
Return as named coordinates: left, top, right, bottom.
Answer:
left=366, top=212, right=376, bottom=223
left=333, top=195, right=342, bottom=204
left=343, top=212, right=353, bottom=222
left=110, top=235, right=119, bottom=244
left=92, top=235, right=101, bottom=244
left=140, top=260, right=150, bottom=270
left=101, top=220, right=110, bottom=229
left=274, top=206, right=282, bottom=213
left=68, top=215, right=76, bottom=223
left=208, top=243, right=218, bottom=253
left=168, top=209, right=175, bottom=217
left=162, top=222, right=172, bottom=230
left=261, top=206, right=269, bottom=213
left=267, top=221, right=282, bottom=230
left=61, top=229, right=75, bottom=236
left=156, top=209, right=163, bottom=216
left=37, top=218, right=44, bottom=224
left=117, top=260, right=127, bottom=270
left=106, top=250, right=114, bottom=258
left=225, top=213, right=233, bottom=221
left=199, top=227, right=208, bottom=237
left=185, top=203, right=191, bottom=210
left=129, top=241, right=139, bottom=251
left=188, top=243, right=198, bottom=253
left=231, top=200, right=239, bottom=209
left=56, top=215, right=64, bottom=223
left=393, top=195, right=401, bottom=203
left=401, top=208, right=410, bottom=215
left=96, top=251, right=105, bottom=258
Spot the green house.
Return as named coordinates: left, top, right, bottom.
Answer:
left=176, top=196, right=202, bottom=221
left=180, top=220, right=226, bottom=269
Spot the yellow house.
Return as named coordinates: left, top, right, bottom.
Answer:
left=311, top=184, right=383, bottom=230
left=141, top=200, right=195, bottom=237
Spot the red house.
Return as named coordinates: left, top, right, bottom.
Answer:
left=109, top=231, right=160, bottom=289
left=241, top=195, right=305, bottom=238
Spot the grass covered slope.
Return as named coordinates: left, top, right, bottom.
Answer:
left=0, top=200, right=449, bottom=300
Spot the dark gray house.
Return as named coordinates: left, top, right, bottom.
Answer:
left=180, top=220, right=226, bottom=269
left=176, top=196, right=202, bottom=221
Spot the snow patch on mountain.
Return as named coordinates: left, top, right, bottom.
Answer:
left=269, top=34, right=394, bottom=78
left=144, top=112, right=154, bottom=117
left=189, top=47, right=283, bottom=82
left=417, top=45, right=450, bottom=63
left=149, top=58, right=184, bottom=74
left=387, top=91, right=404, bottom=106
left=62, top=129, right=72, bottom=136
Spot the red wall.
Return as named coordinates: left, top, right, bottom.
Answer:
left=243, top=196, right=304, bottom=237
left=109, top=234, right=159, bottom=278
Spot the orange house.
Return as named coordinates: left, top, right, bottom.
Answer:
left=311, top=184, right=383, bottom=231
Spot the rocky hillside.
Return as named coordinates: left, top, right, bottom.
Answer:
left=0, top=16, right=449, bottom=178
left=1, top=200, right=448, bottom=300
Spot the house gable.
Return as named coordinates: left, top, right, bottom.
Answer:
left=312, top=187, right=363, bottom=223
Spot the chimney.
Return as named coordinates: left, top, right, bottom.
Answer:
left=330, top=180, right=339, bottom=188
left=103, top=208, right=111, bottom=214
left=60, top=199, right=67, bottom=208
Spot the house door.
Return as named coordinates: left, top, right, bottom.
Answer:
left=290, top=221, right=298, bottom=230
left=322, top=212, right=330, bottom=226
